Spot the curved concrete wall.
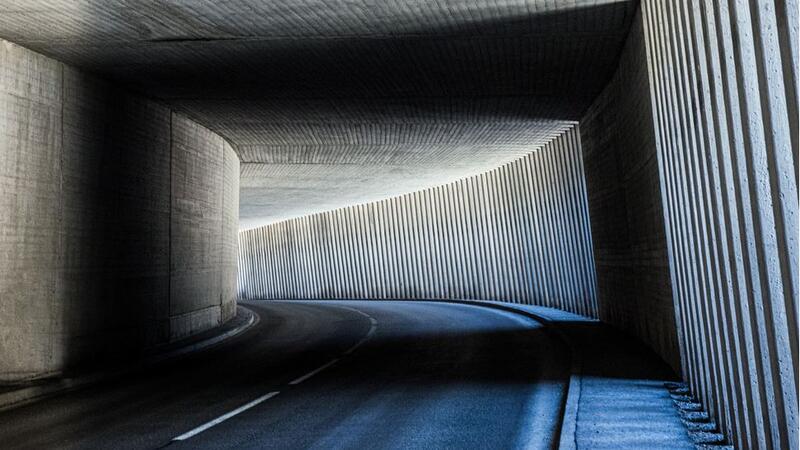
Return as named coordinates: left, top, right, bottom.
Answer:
left=169, top=119, right=240, bottom=340
left=238, top=127, right=598, bottom=317
left=0, top=40, right=239, bottom=382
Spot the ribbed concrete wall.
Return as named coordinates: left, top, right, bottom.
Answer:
left=580, top=9, right=681, bottom=372
left=640, top=1, right=798, bottom=448
left=579, top=2, right=798, bottom=447
left=0, top=39, right=239, bottom=381
left=238, top=127, right=597, bottom=317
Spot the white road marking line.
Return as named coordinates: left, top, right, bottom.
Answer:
left=288, top=358, right=340, bottom=385
left=171, top=306, right=379, bottom=443
left=343, top=325, right=376, bottom=355
left=325, top=305, right=379, bottom=356
left=172, top=391, right=280, bottom=441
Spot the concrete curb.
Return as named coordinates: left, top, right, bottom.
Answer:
left=558, top=363, right=581, bottom=450
left=0, top=305, right=258, bottom=412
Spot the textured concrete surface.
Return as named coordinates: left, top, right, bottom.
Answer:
left=579, top=10, right=681, bottom=371
left=639, top=0, right=798, bottom=448
left=60, top=65, right=173, bottom=358
left=0, top=40, right=240, bottom=381
left=578, top=1, right=799, bottom=447
left=238, top=127, right=598, bottom=317
left=0, top=40, right=63, bottom=380
left=170, top=114, right=226, bottom=339
left=0, top=0, right=637, bottom=227
left=220, top=143, right=241, bottom=321
left=572, top=337, right=693, bottom=449
left=0, top=300, right=695, bottom=449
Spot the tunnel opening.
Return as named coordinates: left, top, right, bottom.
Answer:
left=0, top=0, right=796, bottom=448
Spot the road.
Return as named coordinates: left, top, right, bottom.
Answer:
left=0, top=301, right=570, bottom=449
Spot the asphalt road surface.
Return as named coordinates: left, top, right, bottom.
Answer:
left=0, top=300, right=570, bottom=449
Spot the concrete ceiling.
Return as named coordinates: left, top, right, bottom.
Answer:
left=0, top=0, right=636, bottom=229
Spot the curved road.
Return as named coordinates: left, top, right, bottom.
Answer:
left=0, top=301, right=570, bottom=449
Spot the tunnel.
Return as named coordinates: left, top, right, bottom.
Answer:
left=0, top=0, right=796, bottom=449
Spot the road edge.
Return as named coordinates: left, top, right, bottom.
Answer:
left=425, top=299, right=584, bottom=450
left=0, top=305, right=259, bottom=412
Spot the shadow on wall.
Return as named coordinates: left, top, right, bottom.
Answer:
left=0, top=40, right=239, bottom=383
left=58, top=71, right=173, bottom=372
left=58, top=78, right=241, bottom=376
left=578, top=7, right=680, bottom=371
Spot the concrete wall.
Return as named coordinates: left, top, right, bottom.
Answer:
left=580, top=10, right=681, bottom=371
left=0, top=40, right=239, bottom=382
left=60, top=65, right=173, bottom=363
left=238, top=127, right=598, bottom=317
left=0, top=40, right=63, bottom=380
left=169, top=118, right=240, bottom=340
left=582, top=2, right=798, bottom=448
left=641, top=1, right=798, bottom=448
